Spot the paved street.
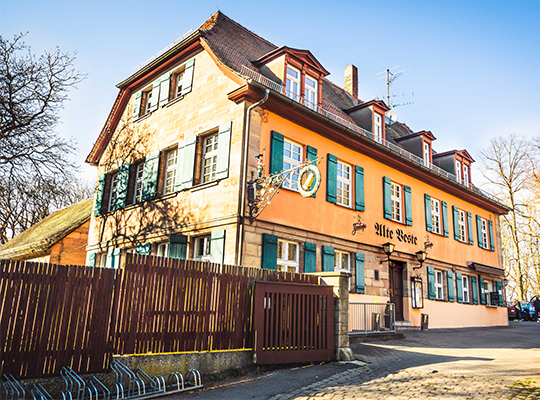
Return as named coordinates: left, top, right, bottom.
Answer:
left=178, top=322, right=540, bottom=399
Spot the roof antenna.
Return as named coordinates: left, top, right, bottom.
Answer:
left=376, top=66, right=414, bottom=109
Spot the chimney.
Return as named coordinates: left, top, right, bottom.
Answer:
left=344, top=65, right=358, bottom=103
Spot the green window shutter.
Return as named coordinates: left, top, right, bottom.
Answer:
left=383, top=177, right=392, bottom=220
left=94, top=174, right=106, bottom=216
left=114, top=162, right=131, bottom=210
left=87, top=252, right=96, bottom=267
left=455, top=273, right=463, bottom=303
left=452, top=206, right=460, bottom=241
left=404, top=185, right=412, bottom=226
left=441, top=201, right=449, bottom=237
left=142, top=151, right=160, bottom=201
left=322, top=246, right=335, bottom=272
left=132, top=90, right=142, bottom=120
left=136, top=243, right=151, bottom=255
left=181, top=58, right=195, bottom=95
left=179, top=135, right=196, bottom=190
left=446, top=271, right=455, bottom=302
left=471, top=276, right=478, bottom=305
left=424, top=194, right=432, bottom=232
left=354, top=252, right=365, bottom=294
left=326, top=154, right=337, bottom=204
left=427, top=267, right=436, bottom=300
left=169, top=234, right=187, bottom=260
left=488, top=220, right=495, bottom=251
left=261, top=233, right=278, bottom=270
left=149, top=79, right=161, bottom=112
left=304, top=242, right=317, bottom=273
left=496, top=281, right=503, bottom=306
left=479, top=276, right=486, bottom=305
left=216, top=122, right=232, bottom=180
left=270, top=131, right=284, bottom=175
left=175, top=141, right=185, bottom=191
left=159, top=72, right=171, bottom=106
left=355, top=166, right=365, bottom=211
left=467, top=212, right=474, bottom=245
left=476, top=215, right=483, bottom=248
left=210, top=229, right=226, bottom=264
left=306, top=146, right=317, bottom=198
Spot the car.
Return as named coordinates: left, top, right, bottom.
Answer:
left=519, top=301, right=536, bottom=321
left=507, top=304, right=517, bottom=320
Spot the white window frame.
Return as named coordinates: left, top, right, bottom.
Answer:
left=458, top=209, right=467, bottom=242
left=334, top=250, right=351, bottom=290
left=423, top=142, right=430, bottom=167
left=456, top=160, right=462, bottom=184
left=172, top=68, right=185, bottom=100
left=99, top=253, right=107, bottom=268
left=481, top=218, right=489, bottom=249
left=285, top=66, right=301, bottom=101
left=435, top=270, right=444, bottom=300
left=163, top=148, right=178, bottom=195
left=201, top=133, right=219, bottom=183
left=277, top=240, right=299, bottom=273
left=391, top=182, right=403, bottom=223
left=336, top=161, right=351, bottom=207
left=133, top=162, right=145, bottom=204
left=374, top=114, right=382, bottom=143
left=156, top=243, right=168, bottom=257
left=462, top=275, right=470, bottom=303
left=141, top=87, right=153, bottom=115
left=108, top=173, right=118, bottom=212
left=282, top=139, right=302, bottom=191
left=431, top=198, right=441, bottom=235
left=194, top=235, right=211, bottom=261
left=304, top=75, right=317, bottom=110
left=463, top=165, right=469, bottom=187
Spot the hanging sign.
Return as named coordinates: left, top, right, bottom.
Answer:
left=297, top=164, right=322, bottom=197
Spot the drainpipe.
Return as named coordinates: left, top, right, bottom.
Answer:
left=236, top=86, right=270, bottom=266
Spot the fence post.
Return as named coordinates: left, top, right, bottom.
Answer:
left=312, top=271, right=354, bottom=361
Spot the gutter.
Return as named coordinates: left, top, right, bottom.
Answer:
left=236, top=86, right=270, bottom=266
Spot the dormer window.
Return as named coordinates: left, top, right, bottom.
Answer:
left=456, top=160, right=462, bottom=183
left=423, top=142, right=430, bottom=167
left=374, top=114, right=383, bottom=143
left=304, top=76, right=317, bottom=110
left=286, top=66, right=301, bottom=101
left=463, top=165, right=469, bottom=187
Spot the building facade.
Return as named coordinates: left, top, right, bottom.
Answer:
left=85, top=12, right=509, bottom=328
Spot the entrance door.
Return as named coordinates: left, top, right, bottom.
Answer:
left=389, top=261, right=404, bottom=321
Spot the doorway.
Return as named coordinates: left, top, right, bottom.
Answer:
left=389, top=261, right=404, bottom=321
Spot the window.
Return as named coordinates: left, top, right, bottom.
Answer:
left=285, top=66, right=301, bottom=101
left=463, top=165, right=469, bottom=187
left=481, top=218, right=489, bottom=249
left=458, top=209, right=467, bottom=242
left=374, top=114, right=382, bottom=143
left=423, top=142, right=430, bottom=167
left=304, top=76, right=317, bottom=110
left=133, top=162, right=145, bottom=204
left=334, top=250, right=350, bottom=290
left=171, top=69, right=185, bottom=100
left=282, top=140, right=302, bottom=190
left=456, top=160, right=462, bottom=184
left=463, top=275, right=470, bottom=303
left=374, top=270, right=380, bottom=281
left=107, top=173, right=118, bottom=212
left=194, top=235, right=211, bottom=261
left=391, top=182, right=402, bottom=223
left=163, top=149, right=178, bottom=195
left=435, top=270, right=444, bottom=300
left=431, top=198, right=441, bottom=235
left=336, top=161, right=351, bottom=207
left=201, top=133, right=219, bottom=183
left=141, top=87, right=153, bottom=116
left=156, top=243, right=168, bottom=257
left=277, top=240, right=299, bottom=273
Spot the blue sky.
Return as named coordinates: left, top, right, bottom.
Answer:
left=2, top=1, right=540, bottom=185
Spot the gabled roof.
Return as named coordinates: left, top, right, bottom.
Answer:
left=345, top=99, right=390, bottom=113
left=393, top=130, right=437, bottom=142
left=0, top=198, right=93, bottom=260
left=253, top=46, right=330, bottom=76
left=433, top=149, right=475, bottom=163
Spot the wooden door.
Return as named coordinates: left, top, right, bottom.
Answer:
left=389, top=262, right=404, bottom=321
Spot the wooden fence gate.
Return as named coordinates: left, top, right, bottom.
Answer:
left=252, top=281, right=334, bottom=364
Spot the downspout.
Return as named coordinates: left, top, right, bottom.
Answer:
left=236, top=86, right=270, bottom=266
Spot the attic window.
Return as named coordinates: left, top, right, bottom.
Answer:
left=286, top=66, right=301, bottom=101
left=423, top=142, right=430, bottom=167
left=374, top=114, right=383, bottom=143
left=304, top=76, right=317, bottom=110
left=456, top=160, right=462, bottom=184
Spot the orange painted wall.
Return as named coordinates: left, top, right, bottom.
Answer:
left=257, top=111, right=501, bottom=269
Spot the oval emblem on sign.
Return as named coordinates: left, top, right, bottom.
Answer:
left=297, top=164, right=321, bottom=198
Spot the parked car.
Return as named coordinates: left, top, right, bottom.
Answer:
left=519, top=301, right=536, bottom=321
left=507, top=304, right=517, bottom=320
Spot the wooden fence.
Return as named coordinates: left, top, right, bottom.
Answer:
left=0, top=255, right=319, bottom=378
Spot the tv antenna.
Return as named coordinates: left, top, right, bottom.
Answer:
left=377, top=66, right=414, bottom=109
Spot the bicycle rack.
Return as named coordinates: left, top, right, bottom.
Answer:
left=1, top=375, right=25, bottom=400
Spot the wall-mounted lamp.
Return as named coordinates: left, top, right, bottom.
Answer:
left=413, top=249, right=427, bottom=270
left=382, top=242, right=395, bottom=263
left=503, top=278, right=509, bottom=287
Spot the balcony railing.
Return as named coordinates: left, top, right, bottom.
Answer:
left=238, top=65, right=502, bottom=205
